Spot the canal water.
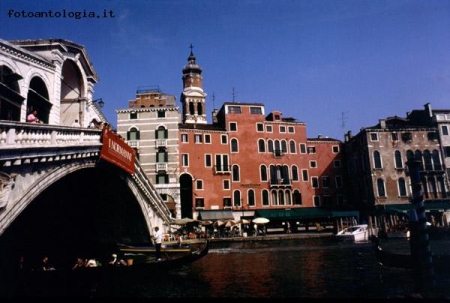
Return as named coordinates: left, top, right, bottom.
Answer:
left=90, top=237, right=450, bottom=299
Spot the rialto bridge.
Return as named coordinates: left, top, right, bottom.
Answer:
left=0, top=122, right=172, bottom=274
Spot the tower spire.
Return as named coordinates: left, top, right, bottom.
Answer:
left=181, top=45, right=207, bottom=125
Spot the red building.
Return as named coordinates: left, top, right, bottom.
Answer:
left=178, top=50, right=353, bottom=230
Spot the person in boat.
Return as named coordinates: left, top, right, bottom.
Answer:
left=72, top=257, right=85, bottom=270
left=18, top=255, right=25, bottom=270
left=41, top=256, right=55, bottom=271
left=152, top=226, right=163, bottom=261
left=177, top=233, right=185, bottom=247
left=85, top=258, right=100, bottom=267
left=108, top=253, right=127, bottom=266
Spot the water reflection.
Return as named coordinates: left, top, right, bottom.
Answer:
left=38, top=237, right=450, bottom=298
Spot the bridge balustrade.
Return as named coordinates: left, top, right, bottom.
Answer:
left=0, top=121, right=102, bottom=150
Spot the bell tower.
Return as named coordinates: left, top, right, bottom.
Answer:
left=181, top=45, right=207, bottom=124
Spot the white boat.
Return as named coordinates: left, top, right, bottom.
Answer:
left=336, top=224, right=369, bottom=242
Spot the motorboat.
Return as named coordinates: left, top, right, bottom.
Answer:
left=336, top=224, right=369, bottom=242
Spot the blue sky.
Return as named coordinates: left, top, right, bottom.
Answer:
left=2, top=0, right=450, bottom=140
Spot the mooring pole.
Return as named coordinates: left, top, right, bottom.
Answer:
left=406, top=159, right=435, bottom=292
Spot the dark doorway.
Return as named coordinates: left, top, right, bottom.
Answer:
left=179, top=174, right=193, bottom=218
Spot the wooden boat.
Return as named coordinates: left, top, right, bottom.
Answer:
left=13, top=240, right=209, bottom=297
left=336, top=224, right=369, bottom=242
left=118, top=244, right=192, bottom=254
left=372, top=237, right=450, bottom=275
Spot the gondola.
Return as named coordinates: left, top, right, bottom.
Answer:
left=372, top=237, right=450, bottom=274
left=12, top=240, right=209, bottom=297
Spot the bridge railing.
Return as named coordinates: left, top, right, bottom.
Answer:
left=132, top=160, right=172, bottom=224
left=0, top=121, right=102, bottom=151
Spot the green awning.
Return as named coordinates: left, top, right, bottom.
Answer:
left=255, top=209, right=300, bottom=220
left=198, top=210, right=234, bottom=220
left=381, top=200, right=450, bottom=215
left=293, top=208, right=332, bottom=219
left=331, top=211, right=360, bottom=219
left=255, top=208, right=333, bottom=220
left=423, top=199, right=450, bottom=212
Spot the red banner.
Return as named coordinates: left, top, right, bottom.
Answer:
left=100, top=128, right=136, bottom=174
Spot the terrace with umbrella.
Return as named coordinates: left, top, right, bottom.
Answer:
left=252, top=217, right=270, bottom=236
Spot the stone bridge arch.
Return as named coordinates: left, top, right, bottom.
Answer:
left=0, top=158, right=159, bottom=246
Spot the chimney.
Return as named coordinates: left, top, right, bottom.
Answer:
left=424, top=102, right=432, bottom=117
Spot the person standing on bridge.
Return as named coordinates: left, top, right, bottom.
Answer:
left=152, top=226, right=163, bottom=261
left=26, top=110, right=39, bottom=123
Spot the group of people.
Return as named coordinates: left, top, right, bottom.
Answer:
left=16, top=226, right=164, bottom=273
left=71, top=255, right=127, bottom=269
left=26, top=109, right=105, bottom=129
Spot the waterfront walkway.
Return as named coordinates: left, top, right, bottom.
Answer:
left=209, top=231, right=335, bottom=242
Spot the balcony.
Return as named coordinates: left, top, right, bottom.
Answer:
left=273, top=149, right=283, bottom=158
left=155, top=139, right=167, bottom=148
left=156, top=163, right=167, bottom=171
left=214, top=165, right=231, bottom=174
left=127, top=140, right=139, bottom=148
left=269, top=178, right=292, bottom=188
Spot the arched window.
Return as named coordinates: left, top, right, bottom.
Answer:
left=274, top=140, right=281, bottom=153
left=258, top=139, right=266, bottom=153
left=423, top=150, right=432, bottom=171
left=406, top=150, right=414, bottom=161
left=285, top=190, right=292, bottom=205
left=271, top=190, right=278, bottom=206
left=394, top=150, right=403, bottom=169
left=430, top=177, right=438, bottom=198
left=377, top=178, right=386, bottom=197
left=289, top=140, right=296, bottom=153
left=373, top=151, right=382, bottom=169
left=398, top=178, right=407, bottom=197
left=292, top=166, right=299, bottom=181
left=197, top=102, right=203, bottom=115
left=260, top=165, right=268, bottom=181
left=421, top=177, right=429, bottom=199
left=233, top=190, right=241, bottom=207
left=268, top=140, right=274, bottom=153
left=293, top=190, right=302, bottom=205
left=232, top=165, right=240, bottom=182
left=262, top=190, right=270, bottom=206
left=0, top=65, right=23, bottom=121
left=28, top=77, right=50, bottom=123
left=231, top=138, right=239, bottom=152
left=415, top=150, right=423, bottom=170
left=189, top=102, right=195, bottom=115
left=155, top=126, right=167, bottom=139
left=270, top=165, right=289, bottom=185
left=127, top=127, right=140, bottom=140
left=281, top=140, right=287, bottom=153
left=248, top=189, right=255, bottom=206
left=432, top=150, right=442, bottom=170
left=438, top=177, right=447, bottom=198
left=278, top=190, right=285, bottom=205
